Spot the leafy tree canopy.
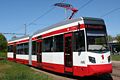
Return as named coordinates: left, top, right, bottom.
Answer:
left=116, top=34, right=120, bottom=44
left=0, top=33, right=7, bottom=58
left=107, top=35, right=113, bottom=42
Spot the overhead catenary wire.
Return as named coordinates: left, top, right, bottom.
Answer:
left=78, top=0, right=94, bottom=10
left=55, top=0, right=94, bottom=19
left=1, top=32, right=25, bottom=35
left=28, top=7, right=55, bottom=26
left=15, top=0, right=94, bottom=35
left=27, top=0, right=66, bottom=34
left=9, top=7, right=55, bottom=35
left=5, top=0, right=94, bottom=39
left=100, top=8, right=120, bottom=17
left=27, top=0, right=66, bottom=27
left=70, top=0, right=94, bottom=18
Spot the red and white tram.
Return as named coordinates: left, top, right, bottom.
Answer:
left=7, top=17, right=112, bottom=77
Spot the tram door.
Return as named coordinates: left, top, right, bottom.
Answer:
left=13, top=43, right=16, bottom=61
left=36, top=40, right=42, bottom=67
left=64, top=33, right=73, bottom=73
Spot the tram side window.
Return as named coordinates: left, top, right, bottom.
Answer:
left=23, top=43, right=29, bottom=54
left=16, top=44, right=20, bottom=54
left=8, top=45, right=13, bottom=52
left=73, top=30, right=85, bottom=51
left=32, top=41, right=37, bottom=55
left=16, top=43, right=29, bottom=55
left=54, top=35, right=63, bottom=52
left=42, top=37, right=53, bottom=52
left=16, top=44, right=23, bottom=54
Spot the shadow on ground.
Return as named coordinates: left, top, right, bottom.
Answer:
left=60, top=73, right=113, bottom=80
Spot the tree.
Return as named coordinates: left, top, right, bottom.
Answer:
left=0, top=33, right=7, bottom=58
left=115, top=34, right=120, bottom=52
left=116, top=34, right=120, bottom=44
left=107, top=35, right=113, bottom=42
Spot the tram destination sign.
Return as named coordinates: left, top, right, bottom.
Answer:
left=86, top=25, right=104, bottom=29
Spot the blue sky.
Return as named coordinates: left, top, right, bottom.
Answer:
left=0, top=0, right=120, bottom=40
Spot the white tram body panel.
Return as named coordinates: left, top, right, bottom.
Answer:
left=31, top=55, right=37, bottom=61
left=16, top=54, right=29, bottom=60
left=7, top=52, right=14, bottom=59
left=42, top=52, right=64, bottom=64
left=73, top=52, right=87, bottom=67
left=87, top=51, right=111, bottom=65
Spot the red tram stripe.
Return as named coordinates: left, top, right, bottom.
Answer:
left=42, top=24, right=85, bottom=38
left=8, top=39, right=29, bottom=45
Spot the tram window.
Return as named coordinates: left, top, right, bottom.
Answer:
left=42, top=37, right=53, bottom=52
left=7, top=46, right=9, bottom=52
left=20, top=44, right=24, bottom=54
left=16, top=43, right=29, bottom=55
left=16, top=44, right=23, bottom=54
left=32, top=41, right=37, bottom=55
left=73, top=30, right=85, bottom=51
left=23, top=43, right=29, bottom=54
left=54, top=35, right=63, bottom=52
left=8, top=45, right=13, bottom=52
left=16, top=44, right=20, bottom=54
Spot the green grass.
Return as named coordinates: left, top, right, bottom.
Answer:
left=111, top=55, right=120, bottom=61
left=0, top=60, right=53, bottom=80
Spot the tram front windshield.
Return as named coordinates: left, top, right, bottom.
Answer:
left=86, top=25, right=109, bottom=52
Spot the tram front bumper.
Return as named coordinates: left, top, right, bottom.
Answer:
left=73, top=63, right=112, bottom=77
left=88, top=63, right=112, bottom=76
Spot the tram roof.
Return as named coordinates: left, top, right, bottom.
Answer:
left=8, top=35, right=29, bottom=42
left=33, top=17, right=104, bottom=36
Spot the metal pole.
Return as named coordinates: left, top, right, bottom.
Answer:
left=24, top=24, right=27, bottom=35
left=29, top=36, right=32, bottom=65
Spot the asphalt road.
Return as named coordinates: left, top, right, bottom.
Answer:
left=112, top=61, right=120, bottom=80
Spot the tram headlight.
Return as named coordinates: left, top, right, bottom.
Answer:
left=89, top=56, right=96, bottom=63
